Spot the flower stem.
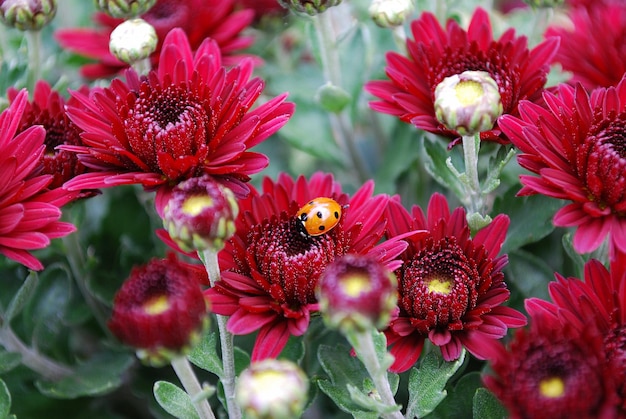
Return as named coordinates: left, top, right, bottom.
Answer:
left=313, top=10, right=370, bottom=183
left=25, top=30, right=42, bottom=94
left=171, top=356, right=216, bottom=419
left=131, top=57, right=151, bottom=76
left=461, top=133, right=484, bottom=216
left=350, top=331, right=403, bottom=419
left=200, top=248, right=241, bottom=419
left=0, top=323, right=72, bottom=381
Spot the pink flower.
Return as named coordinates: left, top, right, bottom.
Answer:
left=499, top=76, right=626, bottom=254
left=55, top=0, right=256, bottom=79
left=383, top=193, right=526, bottom=373
left=0, top=90, right=77, bottom=271
left=204, top=172, right=416, bottom=360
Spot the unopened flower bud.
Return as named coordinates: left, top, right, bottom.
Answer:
left=236, top=359, right=309, bottom=419
left=109, top=18, right=157, bottom=64
left=369, top=0, right=414, bottom=28
left=278, top=0, right=342, bottom=16
left=0, top=0, right=57, bottom=31
left=317, top=254, right=397, bottom=333
left=95, top=0, right=156, bottom=19
left=108, top=254, right=209, bottom=366
left=163, top=175, right=239, bottom=253
left=316, top=82, right=351, bottom=113
left=434, top=70, right=503, bottom=137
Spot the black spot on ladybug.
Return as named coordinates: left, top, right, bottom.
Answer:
left=334, top=211, right=339, bottom=219
left=300, top=213, right=308, bottom=221
left=316, top=211, right=323, bottom=218
left=319, top=225, right=325, bottom=231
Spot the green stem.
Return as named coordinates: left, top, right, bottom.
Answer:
left=200, top=248, right=241, bottom=419
left=131, top=57, right=151, bottom=76
left=313, top=11, right=370, bottom=183
left=461, top=133, right=483, bottom=216
left=25, top=30, right=42, bottom=94
left=351, top=331, right=403, bottom=419
left=171, top=356, right=216, bottom=419
left=0, top=324, right=72, bottom=380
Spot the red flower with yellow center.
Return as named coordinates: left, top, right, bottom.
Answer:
left=383, top=193, right=526, bottom=373
left=62, top=29, right=294, bottom=213
left=365, top=8, right=558, bottom=146
left=499, top=76, right=626, bottom=254
left=204, top=172, right=416, bottom=360
left=55, top=0, right=256, bottom=79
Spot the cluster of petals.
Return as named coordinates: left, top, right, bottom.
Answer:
left=545, top=1, right=626, bottom=90
left=55, top=0, right=256, bottom=79
left=383, top=193, right=526, bottom=373
left=0, top=90, right=77, bottom=271
left=204, top=172, right=418, bottom=361
left=365, top=7, right=558, bottom=146
left=61, top=28, right=294, bottom=214
left=499, top=75, right=626, bottom=254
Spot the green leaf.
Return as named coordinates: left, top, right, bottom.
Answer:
left=188, top=331, right=223, bottom=377
left=153, top=381, right=200, bottom=419
left=473, top=388, right=507, bottom=419
left=506, top=250, right=553, bottom=303
left=278, top=336, right=306, bottom=365
left=35, top=353, right=134, bottom=399
left=405, top=350, right=466, bottom=419
left=374, top=123, right=423, bottom=195
left=422, top=137, right=465, bottom=198
left=0, top=351, right=21, bottom=374
left=0, top=379, right=10, bottom=419
left=317, top=343, right=393, bottom=419
left=493, top=187, right=564, bottom=254
left=426, top=372, right=483, bottom=419
left=4, top=270, right=39, bottom=324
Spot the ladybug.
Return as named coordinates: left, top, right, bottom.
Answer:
left=296, top=197, right=342, bottom=237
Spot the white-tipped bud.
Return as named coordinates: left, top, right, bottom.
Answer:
left=369, top=0, right=414, bottom=28
left=109, top=18, right=157, bottom=64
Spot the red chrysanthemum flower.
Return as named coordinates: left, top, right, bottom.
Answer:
left=61, top=28, right=294, bottom=214
left=108, top=253, right=209, bottom=365
left=484, top=307, right=620, bottom=418
left=0, top=90, right=77, bottom=271
left=204, top=172, right=420, bottom=361
left=7, top=81, right=96, bottom=199
left=237, top=0, right=287, bottom=21
left=525, top=251, right=626, bottom=410
left=499, top=76, right=626, bottom=254
left=383, top=193, right=526, bottom=373
left=365, top=8, right=558, bottom=146
left=545, top=2, right=626, bottom=90
left=55, top=0, right=256, bottom=79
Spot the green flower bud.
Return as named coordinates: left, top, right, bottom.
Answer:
left=434, top=70, right=503, bottom=137
left=94, top=0, right=156, bottom=19
left=523, top=0, right=564, bottom=8
left=369, top=0, right=414, bottom=28
left=278, top=0, right=342, bottom=16
left=163, top=175, right=239, bottom=253
left=316, top=82, right=351, bottom=113
left=109, top=18, right=157, bottom=64
left=0, top=0, right=57, bottom=31
left=317, top=254, right=398, bottom=334
left=236, top=359, right=309, bottom=419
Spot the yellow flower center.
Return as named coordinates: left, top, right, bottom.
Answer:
left=143, top=294, right=170, bottom=315
left=182, top=195, right=213, bottom=216
left=539, top=376, right=565, bottom=398
left=339, top=273, right=372, bottom=298
left=455, top=80, right=484, bottom=106
left=427, top=276, right=452, bottom=295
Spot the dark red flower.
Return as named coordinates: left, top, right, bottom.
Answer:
left=365, top=8, right=558, bottom=146
left=204, top=172, right=418, bottom=361
left=7, top=81, right=96, bottom=199
left=525, top=251, right=626, bottom=410
left=237, top=0, right=287, bottom=21
left=499, top=76, right=626, bottom=254
left=383, top=193, right=526, bottom=373
left=61, top=29, right=294, bottom=214
left=55, top=0, right=256, bottom=79
left=108, top=253, right=209, bottom=365
left=545, top=2, right=626, bottom=90
left=0, top=90, right=77, bottom=271
left=484, top=308, right=620, bottom=419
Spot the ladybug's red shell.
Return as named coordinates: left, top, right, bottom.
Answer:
left=297, top=197, right=342, bottom=236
